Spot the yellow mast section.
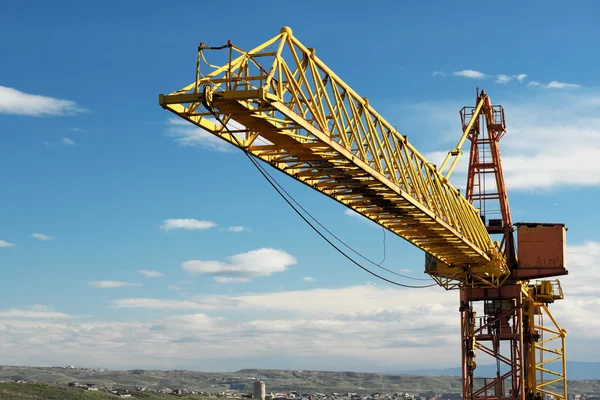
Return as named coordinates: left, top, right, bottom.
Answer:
left=159, top=27, right=508, bottom=284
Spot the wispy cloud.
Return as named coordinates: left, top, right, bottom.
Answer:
left=160, top=218, right=216, bottom=231
left=182, top=248, right=296, bottom=283
left=4, top=254, right=600, bottom=372
left=344, top=209, right=359, bottom=217
left=527, top=80, right=580, bottom=89
left=138, top=270, right=164, bottom=278
left=432, top=71, right=446, bottom=77
left=69, top=127, right=84, bottom=132
left=417, top=91, right=600, bottom=190
left=515, top=74, right=527, bottom=82
left=88, top=281, right=141, bottom=288
left=166, top=118, right=239, bottom=152
left=31, top=233, right=52, bottom=241
left=112, top=298, right=204, bottom=310
left=62, top=137, right=76, bottom=146
left=45, top=137, right=78, bottom=148
left=226, top=226, right=248, bottom=233
left=303, top=276, right=315, bottom=283
left=343, top=209, right=375, bottom=225
left=165, top=117, right=271, bottom=151
left=168, top=285, right=182, bottom=291
left=0, top=240, right=16, bottom=248
left=453, top=70, right=487, bottom=79
left=453, top=70, right=529, bottom=84
left=495, top=74, right=511, bottom=84
left=547, top=81, right=580, bottom=89
left=0, top=308, right=70, bottom=319
left=495, top=73, right=527, bottom=84
left=451, top=70, right=580, bottom=90
left=0, top=86, right=87, bottom=116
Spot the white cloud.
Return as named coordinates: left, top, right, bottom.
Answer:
left=413, top=90, right=600, bottom=190
left=3, top=258, right=600, bottom=372
left=160, top=218, right=216, bottom=231
left=549, top=242, right=600, bottom=358
left=451, top=71, right=578, bottom=88
left=0, top=86, right=87, bottom=116
left=303, top=276, right=315, bottom=282
left=213, top=276, right=250, bottom=283
left=112, top=298, right=204, bottom=310
left=182, top=248, right=296, bottom=283
left=166, top=117, right=272, bottom=151
left=344, top=209, right=359, bottom=217
left=88, top=281, right=141, bottom=289
left=0, top=240, right=16, bottom=248
left=226, top=226, right=247, bottom=233
left=62, top=137, right=76, bottom=146
left=0, top=308, right=70, bottom=319
left=69, top=127, right=84, bottom=132
left=515, top=74, right=527, bottom=82
left=451, top=70, right=528, bottom=84
left=495, top=73, right=528, bottom=84
left=168, top=285, right=182, bottom=291
left=547, top=80, right=580, bottom=89
left=453, top=69, right=487, bottom=79
left=114, top=284, right=452, bottom=318
left=343, top=208, right=376, bottom=226
left=166, top=117, right=261, bottom=151
left=527, top=80, right=580, bottom=89
left=79, top=285, right=459, bottom=370
left=495, top=74, right=511, bottom=84
left=31, top=233, right=52, bottom=241
left=166, top=118, right=233, bottom=152
left=138, top=270, right=164, bottom=278
left=432, top=71, right=446, bottom=77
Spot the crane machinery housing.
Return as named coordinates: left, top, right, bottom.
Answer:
left=159, top=27, right=569, bottom=400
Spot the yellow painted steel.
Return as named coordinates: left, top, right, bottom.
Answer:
left=158, top=27, right=511, bottom=288
left=524, top=281, right=567, bottom=400
left=439, top=97, right=485, bottom=179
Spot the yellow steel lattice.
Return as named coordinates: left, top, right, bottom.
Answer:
left=159, top=27, right=510, bottom=286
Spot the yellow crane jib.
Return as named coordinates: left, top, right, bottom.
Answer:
left=158, top=26, right=510, bottom=288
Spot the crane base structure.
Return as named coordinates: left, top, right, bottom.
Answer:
left=158, top=27, right=569, bottom=400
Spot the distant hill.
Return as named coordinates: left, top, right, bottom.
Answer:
left=0, top=366, right=599, bottom=395
left=387, top=361, right=600, bottom=380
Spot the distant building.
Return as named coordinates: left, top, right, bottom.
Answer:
left=254, top=381, right=266, bottom=400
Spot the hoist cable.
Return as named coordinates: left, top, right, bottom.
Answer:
left=206, top=109, right=437, bottom=289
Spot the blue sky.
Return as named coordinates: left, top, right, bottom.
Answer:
left=1, top=0, right=600, bottom=372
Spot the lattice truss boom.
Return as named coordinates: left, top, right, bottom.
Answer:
left=159, top=27, right=508, bottom=281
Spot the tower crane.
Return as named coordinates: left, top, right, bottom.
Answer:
left=159, top=27, right=568, bottom=400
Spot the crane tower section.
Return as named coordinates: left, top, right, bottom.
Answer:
left=159, top=26, right=509, bottom=288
